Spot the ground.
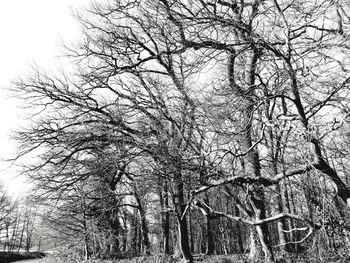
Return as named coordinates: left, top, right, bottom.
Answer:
left=6, top=253, right=350, bottom=263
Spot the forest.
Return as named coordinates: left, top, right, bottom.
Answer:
left=1, top=0, right=350, bottom=262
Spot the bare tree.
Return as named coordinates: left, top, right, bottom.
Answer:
left=11, top=1, right=350, bottom=262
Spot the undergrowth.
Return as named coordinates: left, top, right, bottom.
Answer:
left=37, top=251, right=350, bottom=263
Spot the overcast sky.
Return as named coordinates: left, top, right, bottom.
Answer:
left=0, top=0, right=90, bottom=196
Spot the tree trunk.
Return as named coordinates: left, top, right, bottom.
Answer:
left=159, top=178, right=170, bottom=254
left=204, top=195, right=215, bottom=255
left=84, top=234, right=91, bottom=260
left=121, top=210, right=128, bottom=252
left=270, top=173, right=287, bottom=250
left=10, top=217, right=19, bottom=251
left=4, top=225, right=9, bottom=252
left=252, top=192, right=274, bottom=263
left=173, top=169, right=193, bottom=263
left=18, top=218, right=25, bottom=252
left=83, top=218, right=92, bottom=260
left=136, top=197, right=151, bottom=255
left=228, top=49, right=274, bottom=262
left=234, top=205, right=244, bottom=253
left=130, top=210, right=139, bottom=255
left=274, top=184, right=288, bottom=249
left=37, top=237, right=42, bottom=252
left=266, top=121, right=288, bottom=251
left=248, top=228, right=259, bottom=261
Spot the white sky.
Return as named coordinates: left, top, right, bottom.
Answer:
left=0, top=0, right=90, bottom=197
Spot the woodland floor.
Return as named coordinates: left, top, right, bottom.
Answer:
left=31, top=253, right=350, bottom=263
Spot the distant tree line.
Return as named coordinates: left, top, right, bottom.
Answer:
left=10, top=0, right=350, bottom=262
left=0, top=190, right=38, bottom=253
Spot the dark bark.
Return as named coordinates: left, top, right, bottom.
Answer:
left=140, top=208, right=151, bottom=255
left=135, top=195, right=151, bottom=255
left=204, top=195, right=215, bottom=255
left=173, top=169, right=193, bottom=263
left=17, top=220, right=25, bottom=252
left=159, top=179, right=170, bottom=254
left=234, top=205, right=244, bottom=253
left=4, top=225, right=9, bottom=252
left=130, top=211, right=138, bottom=255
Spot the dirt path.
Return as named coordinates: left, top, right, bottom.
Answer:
left=13, top=259, right=44, bottom=263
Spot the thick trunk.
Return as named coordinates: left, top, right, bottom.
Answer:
left=248, top=228, right=260, bottom=261
left=243, top=102, right=273, bottom=262
left=121, top=210, right=128, bottom=252
left=274, top=186, right=288, bottom=249
left=10, top=218, right=19, bottom=251
left=173, top=170, right=193, bottom=263
left=4, top=226, right=9, bottom=252
left=234, top=205, right=244, bottom=253
left=37, top=237, right=42, bottom=252
left=281, top=178, right=294, bottom=247
left=136, top=220, right=142, bottom=253
left=188, top=206, right=194, bottom=253
left=130, top=211, right=139, bottom=254
left=243, top=105, right=274, bottom=262
left=159, top=179, right=170, bottom=254
left=267, top=124, right=288, bottom=250
left=135, top=194, right=151, bottom=255
left=84, top=234, right=92, bottom=260
left=271, top=168, right=287, bottom=249
left=187, top=176, right=194, bottom=253
left=18, top=221, right=25, bottom=252
left=163, top=208, right=170, bottom=254
left=256, top=224, right=274, bottom=263
left=139, top=207, right=151, bottom=255
left=177, top=217, right=193, bottom=262
left=288, top=179, right=299, bottom=251
left=228, top=49, right=274, bottom=262
left=108, top=209, right=120, bottom=255
left=25, top=220, right=32, bottom=253
left=252, top=192, right=274, bottom=263
left=205, top=215, right=215, bottom=255
left=204, top=195, right=215, bottom=255
left=83, top=215, right=92, bottom=260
